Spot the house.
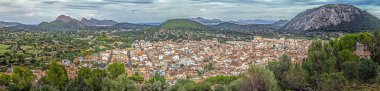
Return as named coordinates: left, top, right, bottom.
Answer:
left=354, top=42, right=371, bottom=59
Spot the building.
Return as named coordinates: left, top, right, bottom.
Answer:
left=354, top=42, right=371, bottom=59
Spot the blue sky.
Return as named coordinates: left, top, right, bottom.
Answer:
left=0, top=0, right=379, bottom=24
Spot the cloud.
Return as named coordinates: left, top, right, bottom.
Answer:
left=0, top=0, right=379, bottom=24
left=103, top=0, right=154, bottom=4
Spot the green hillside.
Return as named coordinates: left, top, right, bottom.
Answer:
left=159, top=19, right=208, bottom=30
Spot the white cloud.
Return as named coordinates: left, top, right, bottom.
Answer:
left=0, top=0, right=378, bottom=24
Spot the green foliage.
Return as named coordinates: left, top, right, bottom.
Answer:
left=371, top=31, right=380, bottom=63
left=43, top=61, right=68, bottom=90
left=315, top=72, right=347, bottom=91
left=304, top=40, right=336, bottom=74
left=341, top=61, right=360, bottom=81
left=203, top=63, right=215, bottom=72
left=159, top=19, right=208, bottom=31
left=359, top=59, right=379, bottom=82
left=128, top=72, right=144, bottom=84
left=108, top=63, right=125, bottom=79
left=214, top=84, right=228, bottom=91
left=0, top=44, right=9, bottom=54
left=169, top=79, right=211, bottom=91
left=38, top=84, right=60, bottom=91
left=337, top=34, right=358, bottom=51
left=283, top=65, right=309, bottom=90
left=338, top=49, right=358, bottom=63
left=102, top=74, right=137, bottom=91
left=8, top=66, right=35, bottom=91
left=240, top=65, right=280, bottom=91
left=0, top=74, right=10, bottom=86
left=204, top=75, right=238, bottom=85
left=148, top=71, right=166, bottom=85
left=337, top=49, right=359, bottom=70
left=266, top=54, right=291, bottom=89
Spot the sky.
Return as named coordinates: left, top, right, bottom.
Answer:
left=0, top=0, right=380, bottom=24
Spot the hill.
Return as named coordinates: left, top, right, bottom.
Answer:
left=113, top=22, right=155, bottom=29
left=81, top=18, right=118, bottom=26
left=0, top=21, right=23, bottom=27
left=159, top=19, right=209, bottom=31
left=212, top=22, right=276, bottom=32
left=38, top=15, right=86, bottom=31
left=283, top=4, right=380, bottom=33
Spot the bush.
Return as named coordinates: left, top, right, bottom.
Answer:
left=240, top=65, right=280, bottom=91
left=359, top=59, right=379, bottom=82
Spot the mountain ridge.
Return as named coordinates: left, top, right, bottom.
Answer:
left=283, top=4, right=380, bottom=32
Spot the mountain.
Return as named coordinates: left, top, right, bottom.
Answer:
left=0, top=21, right=23, bottom=27
left=38, top=15, right=86, bottom=30
left=113, top=22, right=155, bottom=29
left=187, top=17, right=277, bottom=25
left=212, top=22, right=276, bottom=32
left=231, top=19, right=276, bottom=25
left=186, top=17, right=224, bottom=25
left=272, top=20, right=289, bottom=27
left=283, top=4, right=380, bottom=32
left=81, top=18, right=118, bottom=26
left=159, top=19, right=209, bottom=30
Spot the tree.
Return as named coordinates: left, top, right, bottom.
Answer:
left=214, top=84, right=228, bottom=91
left=240, top=65, right=279, bottom=91
left=341, top=61, right=360, bottom=81
left=108, top=63, right=125, bottom=79
left=169, top=79, right=194, bottom=91
left=283, top=65, right=309, bottom=90
left=77, top=67, right=92, bottom=90
left=148, top=71, right=166, bottom=84
left=37, top=84, right=60, bottom=91
left=304, top=40, right=336, bottom=74
left=0, top=74, right=10, bottom=86
left=371, top=32, right=380, bottom=63
left=359, top=59, right=379, bottom=82
left=8, top=66, right=35, bottom=91
left=43, top=61, right=68, bottom=90
left=169, top=79, right=211, bottom=91
left=227, top=78, right=241, bottom=91
left=337, top=49, right=358, bottom=70
left=315, top=73, right=347, bottom=91
left=266, top=54, right=291, bottom=89
left=204, top=75, right=238, bottom=85
left=90, top=69, right=108, bottom=91
left=101, top=74, right=136, bottom=91
left=128, top=72, right=144, bottom=84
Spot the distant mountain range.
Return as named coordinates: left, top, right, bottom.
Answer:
left=283, top=4, right=380, bottom=32
left=2, top=4, right=380, bottom=34
left=186, top=17, right=278, bottom=25
left=38, top=15, right=86, bottom=30
left=35, top=15, right=153, bottom=30
left=81, top=18, right=118, bottom=26
left=113, top=22, right=154, bottom=29
left=212, top=22, right=276, bottom=31
left=0, top=21, right=24, bottom=27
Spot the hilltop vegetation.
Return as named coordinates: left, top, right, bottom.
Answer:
left=159, top=19, right=209, bottom=31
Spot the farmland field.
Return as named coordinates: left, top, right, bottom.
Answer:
left=0, top=44, right=9, bottom=53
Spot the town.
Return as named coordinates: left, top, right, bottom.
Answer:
left=64, top=37, right=311, bottom=85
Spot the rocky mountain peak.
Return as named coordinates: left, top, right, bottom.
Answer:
left=56, top=15, right=74, bottom=23
left=283, top=4, right=380, bottom=32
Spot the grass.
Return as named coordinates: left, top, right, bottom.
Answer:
left=0, top=44, right=10, bottom=54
